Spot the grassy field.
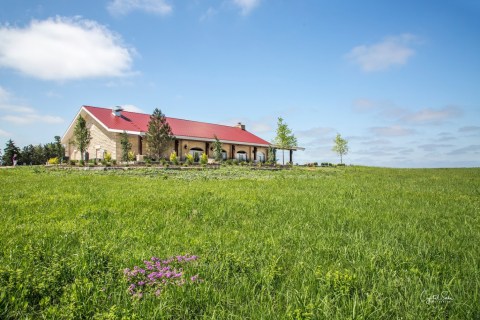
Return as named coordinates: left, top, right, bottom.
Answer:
left=0, top=166, right=479, bottom=319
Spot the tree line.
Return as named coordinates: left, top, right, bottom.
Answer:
left=1, top=136, right=65, bottom=166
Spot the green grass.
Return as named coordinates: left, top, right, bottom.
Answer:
left=0, top=166, right=479, bottom=319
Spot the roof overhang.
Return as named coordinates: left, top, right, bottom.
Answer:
left=271, top=144, right=305, bottom=151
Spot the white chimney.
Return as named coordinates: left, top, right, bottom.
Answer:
left=113, top=106, right=124, bottom=117
left=236, top=122, right=245, bottom=130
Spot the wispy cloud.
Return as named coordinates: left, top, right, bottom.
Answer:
left=0, top=128, right=11, bottom=137
left=296, top=126, right=334, bottom=138
left=0, top=17, right=134, bottom=81
left=107, top=0, right=172, bottom=16
left=0, top=86, right=64, bottom=125
left=402, top=106, right=462, bottom=124
left=233, top=0, right=262, bottom=15
left=447, top=145, right=480, bottom=155
left=346, top=34, right=417, bottom=72
left=418, top=144, right=454, bottom=152
left=121, top=104, right=144, bottom=113
left=200, top=7, right=217, bottom=22
left=459, top=126, right=480, bottom=133
left=370, top=125, right=415, bottom=137
left=2, top=114, right=64, bottom=125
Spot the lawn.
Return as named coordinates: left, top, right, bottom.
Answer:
left=0, top=166, right=479, bottom=319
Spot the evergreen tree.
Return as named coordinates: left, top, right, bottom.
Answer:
left=332, top=133, right=349, bottom=164
left=120, top=131, right=132, bottom=162
left=3, top=139, right=21, bottom=166
left=212, top=135, right=223, bottom=162
left=54, top=136, right=65, bottom=163
left=272, top=117, right=297, bottom=165
left=146, top=108, right=173, bottom=160
left=73, top=115, right=92, bottom=161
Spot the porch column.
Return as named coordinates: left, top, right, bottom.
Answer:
left=231, top=145, right=235, bottom=160
left=253, top=147, right=257, bottom=161
left=175, top=140, right=179, bottom=155
left=205, top=142, right=209, bottom=157
left=289, top=149, right=293, bottom=163
left=138, top=136, right=143, bottom=155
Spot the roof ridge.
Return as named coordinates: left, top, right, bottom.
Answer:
left=86, top=105, right=246, bottom=130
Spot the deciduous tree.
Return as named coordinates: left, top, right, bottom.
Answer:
left=272, top=117, right=297, bottom=165
left=120, top=131, right=132, bottom=162
left=332, top=133, right=349, bottom=164
left=73, top=115, right=92, bottom=161
left=212, top=135, right=223, bottom=162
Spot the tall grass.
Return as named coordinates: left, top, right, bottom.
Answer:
left=0, top=166, right=479, bottom=319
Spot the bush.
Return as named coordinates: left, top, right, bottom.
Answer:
left=104, top=152, right=112, bottom=162
left=200, top=153, right=208, bottom=165
left=112, top=160, right=117, bottom=165
left=185, top=154, right=194, bottom=166
left=128, top=151, right=135, bottom=162
left=337, top=163, right=346, bottom=167
left=69, top=160, right=76, bottom=166
left=47, top=157, right=59, bottom=165
left=225, top=159, right=233, bottom=165
left=79, top=160, right=85, bottom=166
left=169, top=151, right=178, bottom=165
left=160, top=158, right=167, bottom=166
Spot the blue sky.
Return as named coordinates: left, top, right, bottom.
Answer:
left=0, top=0, right=479, bottom=167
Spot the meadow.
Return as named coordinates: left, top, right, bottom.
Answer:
left=0, top=166, right=478, bottom=319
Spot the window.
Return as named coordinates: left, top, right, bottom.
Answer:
left=222, top=150, right=228, bottom=160
left=189, top=148, right=203, bottom=162
left=257, top=151, right=265, bottom=163
left=236, top=151, right=247, bottom=161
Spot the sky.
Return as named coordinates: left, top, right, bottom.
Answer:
left=0, top=0, right=479, bottom=167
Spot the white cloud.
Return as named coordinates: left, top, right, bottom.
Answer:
left=0, top=86, right=64, bottom=125
left=346, top=34, right=417, bottom=72
left=233, top=0, right=261, bottom=15
left=0, top=17, right=134, bottom=80
left=107, top=0, right=172, bottom=16
left=296, top=126, right=334, bottom=138
left=2, top=114, right=64, bottom=125
left=402, top=106, right=461, bottom=124
left=370, top=125, right=415, bottom=137
left=121, top=104, right=144, bottom=113
left=200, top=7, right=218, bottom=22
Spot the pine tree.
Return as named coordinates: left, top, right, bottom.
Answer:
left=146, top=108, right=173, bottom=160
left=3, top=139, right=21, bottom=166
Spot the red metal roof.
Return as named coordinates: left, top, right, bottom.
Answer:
left=83, top=106, right=270, bottom=146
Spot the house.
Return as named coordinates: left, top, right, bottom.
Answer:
left=62, top=106, right=271, bottom=162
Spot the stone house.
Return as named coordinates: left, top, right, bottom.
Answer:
left=62, top=106, right=271, bottom=162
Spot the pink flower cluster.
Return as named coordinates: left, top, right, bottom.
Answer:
left=124, top=254, right=201, bottom=298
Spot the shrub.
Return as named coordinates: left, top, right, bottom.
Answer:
left=69, top=160, right=76, bottom=166
left=225, top=159, right=233, bottom=165
left=232, top=159, right=239, bottom=165
left=145, top=157, right=152, bottom=165
left=128, top=151, right=136, bottom=162
left=47, top=157, right=59, bottom=165
left=169, top=151, right=178, bottom=165
left=337, top=163, right=346, bottom=167
left=200, top=153, right=208, bottom=165
left=79, top=160, right=85, bottom=166
left=185, top=154, right=194, bottom=166
left=112, top=160, right=117, bottom=165
left=104, top=152, right=112, bottom=162
left=160, top=158, right=167, bottom=166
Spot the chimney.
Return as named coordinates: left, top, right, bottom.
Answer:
left=113, top=106, right=124, bottom=117
left=236, top=122, right=246, bottom=130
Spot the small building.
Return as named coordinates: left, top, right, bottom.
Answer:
left=62, top=106, right=271, bottom=162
